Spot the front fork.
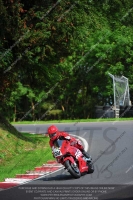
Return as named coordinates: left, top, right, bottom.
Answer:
left=63, top=156, right=76, bottom=165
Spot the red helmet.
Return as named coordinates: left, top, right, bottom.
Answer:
left=47, top=125, right=59, bottom=140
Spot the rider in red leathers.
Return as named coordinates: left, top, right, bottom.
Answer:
left=47, top=125, right=91, bottom=162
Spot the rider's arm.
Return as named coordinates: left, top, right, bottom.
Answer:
left=51, top=146, right=55, bottom=157
left=49, top=140, right=53, bottom=147
left=49, top=141, right=55, bottom=157
left=59, top=132, right=77, bottom=143
left=59, top=132, right=83, bottom=147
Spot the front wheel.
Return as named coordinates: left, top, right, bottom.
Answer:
left=64, top=160, right=81, bottom=179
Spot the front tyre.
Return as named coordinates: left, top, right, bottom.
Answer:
left=64, top=160, right=81, bottom=179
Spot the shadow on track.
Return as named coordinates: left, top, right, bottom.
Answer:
left=40, top=173, right=74, bottom=182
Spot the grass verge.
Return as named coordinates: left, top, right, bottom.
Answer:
left=11, top=117, right=133, bottom=125
left=0, top=131, right=54, bottom=182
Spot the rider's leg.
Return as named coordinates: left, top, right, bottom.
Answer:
left=74, top=143, right=92, bottom=161
left=73, top=142, right=92, bottom=162
left=81, top=149, right=92, bottom=161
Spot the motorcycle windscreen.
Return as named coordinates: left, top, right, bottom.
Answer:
left=53, top=139, right=65, bottom=148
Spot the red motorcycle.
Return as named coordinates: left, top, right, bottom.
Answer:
left=53, top=138, right=94, bottom=178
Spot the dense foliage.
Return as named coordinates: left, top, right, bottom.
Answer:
left=0, top=0, right=133, bottom=121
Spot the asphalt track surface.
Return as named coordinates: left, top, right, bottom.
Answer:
left=1, top=121, right=133, bottom=199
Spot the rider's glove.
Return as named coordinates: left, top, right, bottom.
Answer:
left=64, top=136, right=71, bottom=140
left=77, top=140, right=82, bottom=146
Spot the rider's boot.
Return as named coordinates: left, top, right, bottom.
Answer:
left=81, top=150, right=94, bottom=173
left=81, top=150, right=92, bottom=162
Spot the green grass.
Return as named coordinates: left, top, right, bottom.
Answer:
left=11, top=117, right=133, bottom=124
left=0, top=130, right=54, bottom=182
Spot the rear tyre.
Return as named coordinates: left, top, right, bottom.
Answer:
left=64, top=160, right=81, bottom=179
left=87, top=162, right=94, bottom=174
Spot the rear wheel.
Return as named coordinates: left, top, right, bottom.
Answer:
left=64, top=160, right=81, bottom=178
left=87, top=162, right=94, bottom=174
